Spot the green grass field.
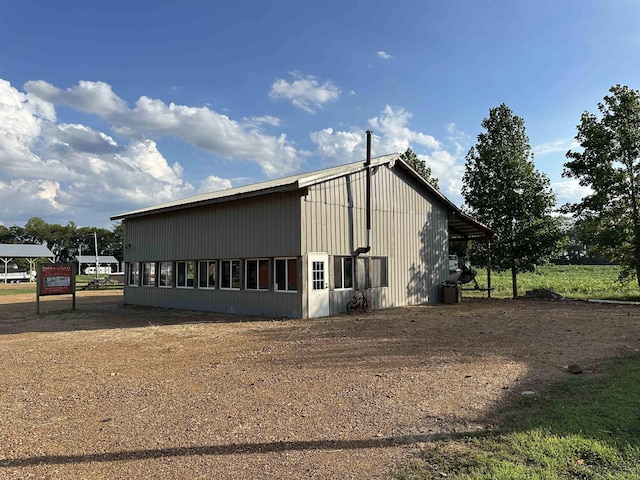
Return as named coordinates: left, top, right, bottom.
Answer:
left=466, top=265, right=640, bottom=301
left=0, top=274, right=120, bottom=295
left=1, top=266, right=638, bottom=299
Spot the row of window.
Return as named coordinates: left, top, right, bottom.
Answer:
left=127, top=256, right=388, bottom=291
left=129, top=258, right=298, bottom=292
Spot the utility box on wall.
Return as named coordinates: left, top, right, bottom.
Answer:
left=442, top=282, right=462, bottom=304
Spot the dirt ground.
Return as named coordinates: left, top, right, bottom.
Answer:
left=1, top=288, right=640, bottom=479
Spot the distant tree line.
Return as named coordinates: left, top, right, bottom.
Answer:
left=0, top=217, right=123, bottom=265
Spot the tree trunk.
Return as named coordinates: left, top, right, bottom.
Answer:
left=635, top=242, right=640, bottom=291
left=511, top=265, right=518, bottom=298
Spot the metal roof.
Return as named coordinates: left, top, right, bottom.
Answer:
left=111, top=152, right=492, bottom=240
left=447, top=211, right=493, bottom=240
left=75, top=255, right=120, bottom=264
left=0, top=244, right=55, bottom=259
left=110, top=154, right=400, bottom=220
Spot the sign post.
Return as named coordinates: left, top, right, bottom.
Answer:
left=36, top=263, right=76, bottom=314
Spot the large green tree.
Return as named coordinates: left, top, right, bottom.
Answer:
left=463, top=103, right=563, bottom=297
left=401, top=148, right=439, bottom=189
left=563, top=85, right=640, bottom=287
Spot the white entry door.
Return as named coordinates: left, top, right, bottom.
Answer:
left=307, top=252, right=330, bottom=318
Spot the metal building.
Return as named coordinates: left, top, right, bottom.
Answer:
left=110, top=153, right=491, bottom=318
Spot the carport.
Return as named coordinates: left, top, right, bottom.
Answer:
left=0, top=244, right=55, bottom=283
left=75, top=255, right=121, bottom=274
left=447, top=210, right=494, bottom=296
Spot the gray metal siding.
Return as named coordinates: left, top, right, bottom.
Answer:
left=124, top=287, right=302, bottom=319
left=124, top=190, right=302, bottom=260
left=122, top=191, right=303, bottom=318
left=302, top=164, right=449, bottom=314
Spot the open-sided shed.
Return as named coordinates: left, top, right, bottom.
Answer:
left=75, top=255, right=121, bottom=274
left=0, top=244, right=55, bottom=283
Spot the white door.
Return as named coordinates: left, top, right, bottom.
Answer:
left=308, top=252, right=330, bottom=317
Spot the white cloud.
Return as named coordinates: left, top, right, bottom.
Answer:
left=25, top=80, right=306, bottom=178
left=246, top=115, right=282, bottom=128
left=368, top=105, right=440, bottom=151
left=198, top=175, right=233, bottom=194
left=445, top=122, right=471, bottom=156
left=533, top=138, right=579, bottom=156
left=269, top=72, right=340, bottom=113
left=0, top=79, right=43, bottom=166
left=0, top=80, right=221, bottom=226
left=25, top=80, right=129, bottom=118
left=377, top=50, right=392, bottom=60
left=309, top=105, right=466, bottom=204
left=309, top=128, right=364, bottom=161
left=552, top=178, right=593, bottom=204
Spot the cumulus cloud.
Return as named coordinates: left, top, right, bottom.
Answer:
left=25, top=80, right=129, bottom=118
left=0, top=79, right=229, bottom=226
left=552, top=178, right=593, bottom=204
left=25, top=79, right=306, bottom=178
left=269, top=72, right=340, bottom=113
left=198, top=175, right=233, bottom=194
left=309, top=105, right=465, bottom=203
left=0, top=77, right=318, bottom=225
left=376, top=50, right=392, bottom=59
left=368, top=106, right=440, bottom=151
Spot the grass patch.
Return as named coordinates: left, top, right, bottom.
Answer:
left=466, top=265, right=640, bottom=301
left=0, top=286, right=35, bottom=296
left=393, top=355, right=640, bottom=479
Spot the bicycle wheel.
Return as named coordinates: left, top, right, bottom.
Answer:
left=347, top=300, right=358, bottom=314
left=363, top=299, right=371, bottom=313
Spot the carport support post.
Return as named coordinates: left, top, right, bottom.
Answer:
left=487, top=239, right=492, bottom=299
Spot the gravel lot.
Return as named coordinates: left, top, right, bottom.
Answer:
left=1, top=288, right=640, bottom=479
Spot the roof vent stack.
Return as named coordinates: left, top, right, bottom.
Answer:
left=354, top=130, right=372, bottom=257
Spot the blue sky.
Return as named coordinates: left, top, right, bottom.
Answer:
left=1, top=0, right=639, bottom=228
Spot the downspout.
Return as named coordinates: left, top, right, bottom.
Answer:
left=354, top=130, right=372, bottom=258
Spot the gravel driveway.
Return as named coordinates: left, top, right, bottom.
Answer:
left=1, top=289, right=639, bottom=479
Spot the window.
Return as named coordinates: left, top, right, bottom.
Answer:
left=333, top=256, right=353, bottom=289
left=246, top=259, right=269, bottom=290
left=177, top=261, right=195, bottom=288
left=220, top=260, right=241, bottom=289
left=142, top=262, right=156, bottom=286
left=275, top=258, right=297, bottom=292
left=159, top=262, right=173, bottom=287
left=356, top=256, right=388, bottom=288
left=128, top=262, right=140, bottom=286
left=199, top=260, right=217, bottom=289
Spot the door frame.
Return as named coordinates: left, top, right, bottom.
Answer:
left=307, top=252, right=330, bottom=318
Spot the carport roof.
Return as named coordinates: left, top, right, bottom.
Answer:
left=76, top=255, right=119, bottom=264
left=447, top=211, right=493, bottom=240
left=0, top=244, right=54, bottom=259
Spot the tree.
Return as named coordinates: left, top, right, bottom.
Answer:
left=401, top=148, right=439, bottom=189
left=463, top=103, right=563, bottom=297
left=563, top=85, right=640, bottom=287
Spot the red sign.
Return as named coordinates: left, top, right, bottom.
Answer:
left=40, top=264, right=73, bottom=296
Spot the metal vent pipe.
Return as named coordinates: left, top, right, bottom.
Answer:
left=354, top=130, right=372, bottom=258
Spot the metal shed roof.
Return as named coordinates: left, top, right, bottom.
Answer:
left=75, top=255, right=120, bottom=264
left=0, top=244, right=55, bottom=258
left=110, top=154, right=400, bottom=220
left=111, top=152, right=492, bottom=240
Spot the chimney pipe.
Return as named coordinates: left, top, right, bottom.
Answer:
left=365, top=130, right=372, bottom=243
left=354, top=131, right=373, bottom=258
